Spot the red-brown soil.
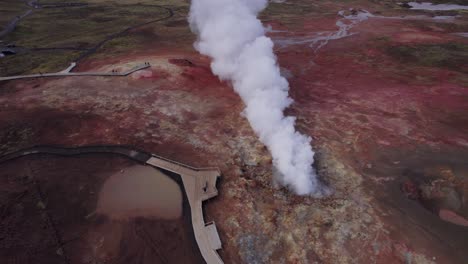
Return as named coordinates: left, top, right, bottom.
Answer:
left=0, top=154, right=204, bottom=264
left=1, top=1, right=468, bottom=263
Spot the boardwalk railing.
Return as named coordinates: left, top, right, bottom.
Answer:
left=0, top=63, right=150, bottom=82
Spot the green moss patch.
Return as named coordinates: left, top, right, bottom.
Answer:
left=0, top=0, right=30, bottom=32
left=0, top=0, right=184, bottom=76
left=0, top=50, right=81, bottom=76
left=386, top=43, right=468, bottom=73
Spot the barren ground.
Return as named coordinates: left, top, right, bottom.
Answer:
left=1, top=0, right=468, bottom=263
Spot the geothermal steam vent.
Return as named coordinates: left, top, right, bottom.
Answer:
left=189, top=0, right=329, bottom=196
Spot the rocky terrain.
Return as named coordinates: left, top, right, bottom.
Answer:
left=1, top=0, right=467, bottom=263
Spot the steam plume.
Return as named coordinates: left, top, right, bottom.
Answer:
left=189, top=0, right=329, bottom=196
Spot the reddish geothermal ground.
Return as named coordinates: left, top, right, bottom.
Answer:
left=0, top=154, right=205, bottom=264
left=1, top=0, right=468, bottom=263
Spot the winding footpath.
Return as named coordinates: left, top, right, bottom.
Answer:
left=0, top=62, right=150, bottom=81
left=0, top=0, right=86, bottom=39
left=0, top=8, right=33, bottom=39
left=75, top=5, right=174, bottom=62
left=1, top=2, right=174, bottom=64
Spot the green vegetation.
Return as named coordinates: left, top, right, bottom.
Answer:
left=263, top=2, right=325, bottom=16
left=384, top=0, right=468, bottom=5
left=386, top=43, right=468, bottom=73
left=260, top=0, right=335, bottom=24
left=0, top=0, right=29, bottom=31
left=3, top=4, right=169, bottom=48
left=0, top=0, right=190, bottom=76
left=409, top=20, right=467, bottom=33
left=421, top=0, right=468, bottom=4
left=0, top=50, right=80, bottom=76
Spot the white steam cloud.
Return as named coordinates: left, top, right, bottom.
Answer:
left=189, top=0, right=329, bottom=196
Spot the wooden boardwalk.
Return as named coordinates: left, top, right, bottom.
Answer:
left=0, top=145, right=224, bottom=264
left=147, top=156, right=224, bottom=264
left=0, top=63, right=150, bottom=82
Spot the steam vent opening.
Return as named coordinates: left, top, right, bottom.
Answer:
left=0, top=151, right=215, bottom=264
